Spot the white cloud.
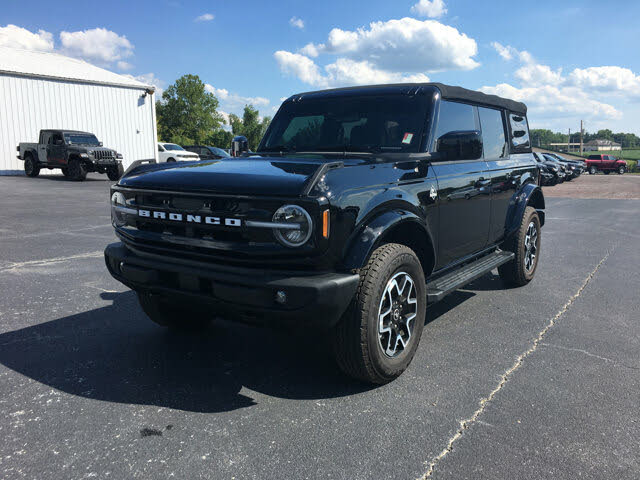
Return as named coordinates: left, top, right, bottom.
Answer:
left=0, top=24, right=54, bottom=52
left=274, top=51, right=327, bottom=87
left=480, top=83, right=620, bottom=120
left=304, top=18, right=478, bottom=73
left=490, top=42, right=532, bottom=63
left=60, top=28, right=133, bottom=64
left=411, top=0, right=447, bottom=18
left=289, top=17, right=305, bottom=29
left=299, top=42, right=321, bottom=58
left=274, top=51, right=430, bottom=88
left=483, top=43, right=631, bottom=128
left=195, top=13, right=214, bottom=22
left=567, top=66, right=640, bottom=97
left=117, top=60, right=133, bottom=70
left=205, top=84, right=270, bottom=114
left=515, top=64, right=563, bottom=86
left=123, top=72, right=165, bottom=96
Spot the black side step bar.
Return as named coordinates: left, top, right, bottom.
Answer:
left=426, top=251, right=514, bottom=303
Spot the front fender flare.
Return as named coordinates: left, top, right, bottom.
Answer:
left=505, top=183, right=545, bottom=240
left=342, top=210, right=435, bottom=272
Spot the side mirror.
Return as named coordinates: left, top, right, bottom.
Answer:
left=231, top=135, right=249, bottom=157
left=436, top=130, right=482, bottom=161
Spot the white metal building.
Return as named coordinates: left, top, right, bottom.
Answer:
left=0, top=46, right=157, bottom=174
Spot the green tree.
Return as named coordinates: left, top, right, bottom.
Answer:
left=595, top=129, right=614, bottom=141
left=156, top=74, right=224, bottom=144
left=229, top=105, right=272, bottom=151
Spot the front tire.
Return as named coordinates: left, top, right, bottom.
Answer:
left=136, top=292, right=211, bottom=329
left=499, top=206, right=541, bottom=287
left=106, top=163, right=124, bottom=181
left=24, top=154, right=40, bottom=177
left=167, top=157, right=176, bottom=163
left=331, top=243, right=426, bottom=384
left=67, top=158, right=87, bottom=181
left=618, top=166, right=626, bottom=175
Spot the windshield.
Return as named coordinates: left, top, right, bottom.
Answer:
left=163, top=144, right=185, bottom=151
left=64, top=134, right=100, bottom=145
left=210, top=147, right=230, bottom=157
left=260, top=94, right=430, bottom=155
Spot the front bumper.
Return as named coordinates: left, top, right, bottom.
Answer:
left=104, top=242, right=359, bottom=328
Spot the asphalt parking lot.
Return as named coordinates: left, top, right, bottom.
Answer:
left=1, top=173, right=639, bottom=479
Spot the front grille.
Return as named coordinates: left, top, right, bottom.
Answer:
left=94, top=150, right=114, bottom=160
left=113, top=187, right=325, bottom=268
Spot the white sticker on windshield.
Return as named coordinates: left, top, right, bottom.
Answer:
left=402, top=133, right=414, bottom=144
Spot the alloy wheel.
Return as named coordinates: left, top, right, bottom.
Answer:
left=378, top=271, right=418, bottom=358
left=524, top=221, right=538, bottom=272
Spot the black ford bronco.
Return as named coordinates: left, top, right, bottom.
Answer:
left=18, top=130, right=124, bottom=181
left=105, top=83, right=544, bottom=384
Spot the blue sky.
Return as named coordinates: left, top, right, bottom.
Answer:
left=2, top=0, right=639, bottom=134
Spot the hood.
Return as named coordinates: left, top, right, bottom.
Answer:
left=118, top=157, right=328, bottom=196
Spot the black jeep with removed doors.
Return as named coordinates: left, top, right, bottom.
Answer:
left=18, top=130, right=124, bottom=181
left=105, top=83, right=544, bottom=384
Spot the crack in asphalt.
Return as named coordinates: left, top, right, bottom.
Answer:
left=418, top=245, right=616, bottom=479
left=0, top=251, right=104, bottom=272
left=540, top=342, right=639, bottom=371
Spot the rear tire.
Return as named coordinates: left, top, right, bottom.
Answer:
left=106, top=163, right=124, bottom=181
left=67, top=158, right=87, bottom=181
left=499, top=206, right=541, bottom=287
left=24, top=154, right=40, bottom=177
left=331, top=243, right=426, bottom=384
left=136, top=292, right=211, bottom=329
left=589, top=166, right=597, bottom=175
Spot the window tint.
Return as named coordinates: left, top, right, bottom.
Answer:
left=434, top=101, right=476, bottom=140
left=261, top=94, right=430, bottom=154
left=479, top=107, right=506, bottom=158
left=158, top=145, right=164, bottom=152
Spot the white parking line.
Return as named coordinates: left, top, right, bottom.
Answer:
left=417, top=244, right=616, bottom=479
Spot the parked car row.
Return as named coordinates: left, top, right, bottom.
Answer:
left=157, top=143, right=231, bottom=163
left=533, top=152, right=586, bottom=186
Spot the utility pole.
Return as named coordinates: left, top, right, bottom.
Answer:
left=580, top=120, right=584, bottom=154
left=568, top=128, right=571, bottom=153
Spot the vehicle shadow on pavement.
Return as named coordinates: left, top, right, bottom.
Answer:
left=0, top=281, right=484, bottom=413
left=0, top=291, right=372, bottom=413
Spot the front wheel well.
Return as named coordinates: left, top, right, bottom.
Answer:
left=377, top=221, right=435, bottom=277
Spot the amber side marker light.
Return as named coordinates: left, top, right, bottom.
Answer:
left=322, top=209, right=330, bottom=238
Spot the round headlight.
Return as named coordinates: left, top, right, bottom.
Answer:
left=111, top=192, right=128, bottom=227
left=272, top=205, right=313, bottom=247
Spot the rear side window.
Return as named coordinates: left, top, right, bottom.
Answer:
left=508, top=113, right=531, bottom=152
left=478, top=107, right=507, bottom=158
left=434, top=101, right=476, bottom=139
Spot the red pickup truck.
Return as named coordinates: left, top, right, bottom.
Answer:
left=586, top=154, right=627, bottom=175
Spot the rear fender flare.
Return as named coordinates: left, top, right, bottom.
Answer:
left=504, top=183, right=545, bottom=240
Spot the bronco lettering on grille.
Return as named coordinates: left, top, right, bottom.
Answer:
left=137, top=209, right=242, bottom=226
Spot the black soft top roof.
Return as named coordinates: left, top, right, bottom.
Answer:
left=291, top=82, right=527, bottom=115
left=42, top=129, right=95, bottom=135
